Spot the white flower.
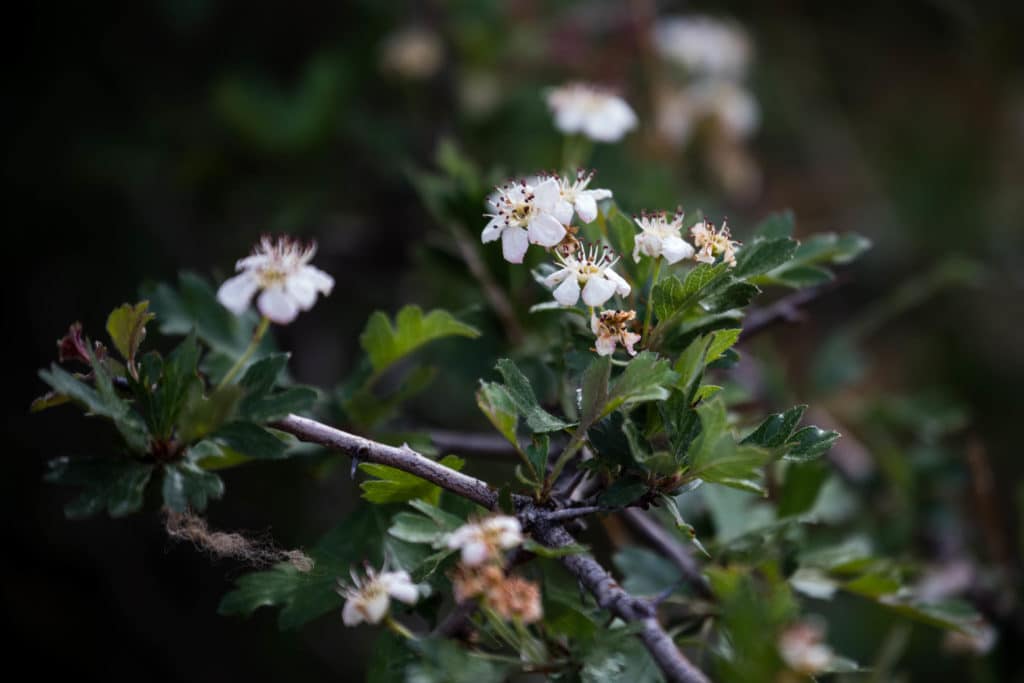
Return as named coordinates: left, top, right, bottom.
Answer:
left=633, top=210, right=696, bottom=264
left=446, top=516, right=523, bottom=567
left=217, top=236, right=334, bottom=325
left=338, top=565, right=419, bottom=627
left=547, top=169, right=613, bottom=224
left=481, top=178, right=567, bottom=263
left=380, top=26, right=443, bottom=80
left=691, top=80, right=760, bottom=139
left=778, top=622, right=835, bottom=675
left=691, top=219, right=740, bottom=267
left=591, top=310, right=642, bottom=357
left=653, top=16, right=752, bottom=79
left=546, top=83, right=638, bottom=143
left=544, top=244, right=631, bottom=307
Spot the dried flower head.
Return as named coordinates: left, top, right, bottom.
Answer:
left=691, top=219, right=740, bottom=267
left=337, top=564, right=419, bottom=627
left=489, top=575, right=543, bottom=624
left=217, top=236, right=335, bottom=324
left=546, top=83, right=638, bottom=143
left=591, top=310, right=642, bottom=357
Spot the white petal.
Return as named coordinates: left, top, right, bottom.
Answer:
left=595, top=335, right=617, bottom=356
left=461, top=541, right=489, bottom=567
left=303, top=265, right=334, bottom=295
left=528, top=212, right=566, bottom=247
left=217, top=272, right=259, bottom=315
left=553, top=277, right=581, bottom=306
left=635, top=233, right=661, bottom=260
left=382, top=573, right=420, bottom=605
left=622, top=332, right=641, bottom=356
left=584, top=188, right=613, bottom=201
left=553, top=199, right=574, bottom=225
left=555, top=106, right=585, bottom=134
left=590, top=314, right=600, bottom=335
left=542, top=267, right=570, bottom=289
left=257, top=287, right=300, bottom=324
left=660, top=235, right=695, bottom=265
left=501, top=226, right=529, bottom=263
left=285, top=273, right=318, bottom=310
left=360, top=590, right=391, bottom=624
left=481, top=216, right=504, bottom=243
left=531, top=178, right=560, bottom=211
left=574, top=194, right=598, bottom=223
left=605, top=268, right=632, bottom=297
left=342, top=598, right=364, bottom=626
left=581, top=276, right=617, bottom=306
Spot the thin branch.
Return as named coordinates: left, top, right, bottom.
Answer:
left=274, top=414, right=498, bottom=509
left=530, top=522, right=711, bottom=683
left=621, top=509, right=713, bottom=600
left=448, top=221, right=525, bottom=345
left=274, top=413, right=712, bottom=682
left=542, top=505, right=611, bottom=523
left=739, top=284, right=835, bottom=342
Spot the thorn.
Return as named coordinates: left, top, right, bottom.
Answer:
left=350, top=456, right=360, bottom=479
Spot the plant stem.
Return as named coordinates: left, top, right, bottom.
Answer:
left=218, top=316, right=270, bottom=387
left=642, top=257, right=663, bottom=345
left=385, top=615, right=417, bottom=641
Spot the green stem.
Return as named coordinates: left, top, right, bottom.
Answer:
left=218, top=316, right=270, bottom=388
left=385, top=615, right=417, bottom=641
left=642, top=257, right=663, bottom=345
left=542, top=431, right=586, bottom=500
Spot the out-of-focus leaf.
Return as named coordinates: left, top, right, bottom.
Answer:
left=685, top=399, right=771, bottom=494
left=177, top=385, right=243, bottom=443
left=161, top=461, right=224, bottom=512
left=211, top=421, right=287, bottom=460
left=236, top=353, right=317, bottom=422
left=105, top=300, right=155, bottom=363
left=752, top=211, right=795, bottom=240
left=525, top=434, right=549, bottom=480
left=360, top=305, right=480, bottom=374
left=784, top=427, right=841, bottom=463
left=494, top=358, right=572, bottom=432
left=360, top=455, right=464, bottom=505
left=778, top=462, right=830, bottom=517
left=598, top=478, right=649, bottom=507
left=522, top=538, right=589, bottom=558
left=732, top=237, right=798, bottom=280
left=614, top=546, right=682, bottom=596
left=45, top=456, right=154, bottom=519
left=405, top=638, right=510, bottom=683
left=580, top=624, right=664, bottom=683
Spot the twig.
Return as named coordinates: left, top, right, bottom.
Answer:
left=541, top=505, right=611, bottom=523
left=621, top=509, right=713, bottom=599
left=739, top=284, right=833, bottom=342
left=530, top=522, right=711, bottom=683
left=274, top=413, right=712, bottom=682
left=448, top=221, right=525, bottom=345
left=273, top=414, right=498, bottom=509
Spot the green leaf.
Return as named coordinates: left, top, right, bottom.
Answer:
left=525, top=434, right=550, bottom=480
left=494, top=358, right=572, bottom=432
left=605, top=351, right=678, bottom=415
left=752, top=210, right=795, bottom=239
left=778, top=462, right=830, bottom=517
left=152, top=332, right=203, bottom=438
left=45, top=457, right=154, bottom=519
left=579, top=354, right=612, bottom=428
left=106, top=300, right=155, bottom=363
left=475, top=381, right=519, bottom=446
left=651, top=263, right=731, bottom=322
left=177, top=385, right=243, bottom=443
left=405, top=638, right=510, bottom=683
left=706, top=328, right=741, bottom=363
left=741, top=405, right=807, bottom=449
left=784, top=426, right=840, bottom=463
left=522, top=538, right=589, bottom=558
left=702, top=282, right=761, bottom=313
left=360, top=455, right=465, bottom=505
left=580, top=624, right=664, bottom=683
left=388, top=511, right=448, bottom=544
left=234, top=353, right=318, bottom=421
left=162, top=461, right=224, bottom=512
left=732, top=237, right=798, bottom=280
left=39, top=363, right=150, bottom=453
left=360, top=305, right=480, bottom=374
left=212, top=421, right=287, bottom=460
left=614, top=546, right=682, bottom=596
left=598, top=479, right=649, bottom=507
left=686, top=399, right=771, bottom=494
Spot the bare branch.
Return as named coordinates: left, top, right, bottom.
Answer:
left=273, top=414, right=497, bottom=509
left=530, top=523, right=711, bottom=683
left=739, top=284, right=835, bottom=342
left=621, top=509, right=713, bottom=600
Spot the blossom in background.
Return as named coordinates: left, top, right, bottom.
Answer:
left=546, top=83, right=637, bottom=142
left=547, top=169, right=613, bottom=224
left=446, top=516, right=524, bottom=567
left=380, top=26, right=443, bottom=80
left=633, top=210, right=696, bottom=264
left=691, top=219, right=740, bottom=266
left=544, top=244, right=631, bottom=307
left=653, top=15, right=751, bottom=79
left=591, top=310, right=642, bottom=357
left=217, top=236, right=335, bottom=324
left=482, top=178, right=566, bottom=263
left=778, top=622, right=835, bottom=675
left=337, top=565, right=419, bottom=627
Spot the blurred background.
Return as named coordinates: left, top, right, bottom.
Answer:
left=5, top=1, right=1023, bottom=680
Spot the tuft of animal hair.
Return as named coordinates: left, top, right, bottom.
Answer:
left=164, top=508, right=314, bottom=572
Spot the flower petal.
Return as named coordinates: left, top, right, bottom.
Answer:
left=660, top=235, right=695, bottom=264
left=217, top=272, right=259, bottom=315
left=257, top=287, right=300, bottom=324
left=553, top=199, right=574, bottom=226
left=481, top=216, right=504, bottom=243
left=594, top=334, right=617, bottom=356
left=286, top=273, right=318, bottom=310
left=542, top=267, right=570, bottom=289
left=574, top=194, right=598, bottom=223
left=501, top=226, right=529, bottom=263
left=461, top=541, right=490, bottom=567
left=605, top=269, right=632, bottom=297
left=302, top=265, right=335, bottom=295
left=531, top=177, right=560, bottom=211
left=553, top=277, right=581, bottom=306
left=342, top=598, right=365, bottom=626
left=361, top=589, right=391, bottom=624
left=581, top=276, right=617, bottom=307
left=528, top=212, right=566, bottom=247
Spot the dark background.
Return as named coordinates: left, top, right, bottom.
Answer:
left=5, top=1, right=1023, bottom=680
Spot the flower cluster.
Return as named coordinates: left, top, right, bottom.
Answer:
left=481, top=177, right=566, bottom=264
left=337, top=564, right=420, bottom=627
left=217, top=235, right=335, bottom=325
left=446, top=516, right=541, bottom=624
left=633, top=209, right=696, bottom=264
